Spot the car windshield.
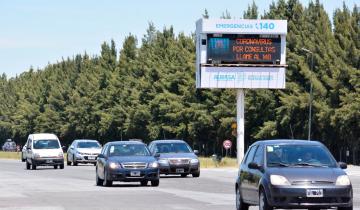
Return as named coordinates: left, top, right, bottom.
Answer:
left=33, top=140, right=60, bottom=149
left=109, top=144, right=150, bottom=157
left=266, top=144, right=337, bottom=168
left=77, top=141, right=100, bottom=148
left=155, top=143, right=192, bottom=153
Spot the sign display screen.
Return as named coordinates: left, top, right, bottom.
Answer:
left=207, top=34, right=281, bottom=64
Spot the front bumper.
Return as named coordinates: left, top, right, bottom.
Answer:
left=267, top=185, right=352, bottom=208
left=159, top=163, right=199, bottom=174
left=107, top=168, right=159, bottom=182
left=33, top=158, right=64, bottom=166
left=75, top=154, right=98, bottom=163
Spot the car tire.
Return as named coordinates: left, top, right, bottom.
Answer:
left=192, top=171, right=200, bottom=178
left=181, top=174, right=188, bottom=178
left=151, top=180, right=159, bottom=187
left=140, top=180, right=148, bottom=186
left=93, top=163, right=96, bottom=166
left=96, top=169, right=104, bottom=186
left=54, top=165, right=58, bottom=169
left=73, top=155, right=78, bottom=166
left=60, top=164, right=64, bottom=169
left=338, top=206, right=353, bottom=210
left=236, top=186, right=249, bottom=210
left=259, top=189, right=271, bottom=210
left=31, top=162, right=36, bottom=170
left=26, top=160, right=30, bottom=170
left=66, top=155, right=71, bottom=166
left=103, top=170, right=112, bottom=187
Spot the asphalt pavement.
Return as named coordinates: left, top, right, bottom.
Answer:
left=0, top=159, right=359, bottom=210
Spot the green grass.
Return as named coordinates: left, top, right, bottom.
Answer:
left=0, top=152, right=237, bottom=168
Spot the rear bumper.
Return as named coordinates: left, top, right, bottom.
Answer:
left=33, top=158, right=64, bottom=166
left=267, top=185, right=353, bottom=208
left=107, top=168, right=159, bottom=182
left=159, top=164, right=199, bottom=174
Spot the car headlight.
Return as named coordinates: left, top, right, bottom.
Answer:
left=270, top=175, right=291, bottom=186
left=336, top=175, right=351, bottom=186
left=149, top=162, right=159, bottom=168
left=158, top=159, right=169, bottom=166
left=190, top=158, right=199, bottom=164
left=76, top=151, right=83, bottom=155
left=109, top=162, right=121, bottom=169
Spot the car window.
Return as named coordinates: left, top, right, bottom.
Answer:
left=109, top=144, right=150, bottom=157
left=243, top=145, right=257, bottom=165
left=33, top=140, right=60, bottom=149
left=77, top=141, right=101, bottom=148
left=101, top=145, right=108, bottom=155
left=155, top=143, right=192, bottom=153
left=253, top=145, right=264, bottom=165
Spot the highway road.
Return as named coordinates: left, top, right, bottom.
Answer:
left=0, top=159, right=359, bottom=210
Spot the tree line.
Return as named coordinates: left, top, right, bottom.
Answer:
left=0, top=0, right=358, bottom=161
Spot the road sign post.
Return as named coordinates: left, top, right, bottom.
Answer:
left=237, top=89, right=245, bottom=162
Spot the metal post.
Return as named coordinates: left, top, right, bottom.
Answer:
left=237, top=89, right=245, bottom=163
left=308, top=53, right=313, bottom=140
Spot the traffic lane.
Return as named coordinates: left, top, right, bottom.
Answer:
left=0, top=159, right=235, bottom=210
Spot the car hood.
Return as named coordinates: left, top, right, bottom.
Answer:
left=267, top=167, right=346, bottom=183
left=108, top=156, right=156, bottom=163
left=158, top=153, right=197, bottom=159
left=77, top=148, right=101, bottom=154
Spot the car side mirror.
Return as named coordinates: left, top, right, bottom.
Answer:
left=339, top=162, right=347, bottom=169
left=154, top=153, right=160, bottom=158
left=98, top=154, right=105, bottom=159
left=248, top=162, right=261, bottom=170
left=193, top=150, right=199, bottom=155
left=70, top=146, right=74, bottom=149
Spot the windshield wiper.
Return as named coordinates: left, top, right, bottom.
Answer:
left=267, top=162, right=289, bottom=167
left=291, top=162, right=327, bottom=167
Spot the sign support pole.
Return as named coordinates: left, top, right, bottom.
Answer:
left=237, top=89, right=245, bottom=164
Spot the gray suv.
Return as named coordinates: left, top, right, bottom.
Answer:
left=235, top=140, right=352, bottom=210
left=148, top=140, right=200, bottom=177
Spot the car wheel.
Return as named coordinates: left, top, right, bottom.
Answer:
left=192, top=171, right=200, bottom=178
left=59, top=164, right=64, bottom=169
left=259, top=189, right=272, bottom=210
left=93, top=163, right=96, bottom=166
left=26, top=160, right=30, bottom=170
left=140, top=180, right=148, bottom=186
left=338, top=206, right=353, bottom=210
left=103, top=170, right=112, bottom=187
left=181, top=173, right=188, bottom=178
left=54, top=165, right=58, bottom=169
left=66, top=155, right=71, bottom=166
left=151, top=180, right=159, bottom=187
left=96, top=168, right=104, bottom=186
left=31, top=162, right=36, bottom=170
left=73, top=155, right=78, bottom=166
left=236, top=186, right=249, bottom=210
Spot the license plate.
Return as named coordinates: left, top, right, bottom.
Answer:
left=88, top=156, right=96, bottom=160
left=130, top=171, right=141, bottom=177
left=306, top=189, right=323, bottom=197
left=46, top=160, right=53, bottom=163
left=176, top=168, right=184, bottom=173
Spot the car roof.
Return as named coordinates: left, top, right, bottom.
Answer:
left=30, top=133, right=58, bottom=140
left=252, top=139, right=323, bottom=146
left=106, top=140, right=146, bottom=146
left=74, top=139, right=99, bottom=142
left=150, top=139, right=186, bottom=144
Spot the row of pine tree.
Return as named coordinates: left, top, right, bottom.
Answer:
left=0, top=0, right=358, bottom=160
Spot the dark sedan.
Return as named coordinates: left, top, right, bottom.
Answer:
left=148, top=140, right=200, bottom=177
left=96, top=141, right=160, bottom=187
left=235, top=140, right=352, bottom=210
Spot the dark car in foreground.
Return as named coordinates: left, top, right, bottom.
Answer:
left=96, top=141, right=160, bottom=187
left=148, top=140, right=200, bottom=177
left=235, top=140, right=352, bottom=210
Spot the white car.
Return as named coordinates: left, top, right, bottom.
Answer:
left=25, top=133, right=64, bottom=170
left=66, top=139, right=101, bottom=166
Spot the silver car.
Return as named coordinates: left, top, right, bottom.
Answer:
left=66, top=139, right=101, bottom=166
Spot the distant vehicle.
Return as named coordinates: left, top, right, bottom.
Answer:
left=25, top=133, right=64, bottom=170
left=2, top=139, right=16, bottom=152
left=235, top=140, right=353, bottom=210
left=148, top=140, right=200, bottom=177
left=21, top=145, right=27, bottom=162
left=96, top=141, right=160, bottom=187
left=66, top=139, right=102, bottom=166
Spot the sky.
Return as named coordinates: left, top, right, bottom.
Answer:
left=0, top=0, right=358, bottom=78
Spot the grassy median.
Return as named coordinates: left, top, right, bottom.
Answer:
left=0, top=152, right=237, bottom=168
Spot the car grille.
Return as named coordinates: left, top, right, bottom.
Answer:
left=121, top=162, right=147, bottom=169
left=168, top=159, right=190, bottom=165
left=291, top=197, right=337, bottom=204
left=291, top=180, right=334, bottom=185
